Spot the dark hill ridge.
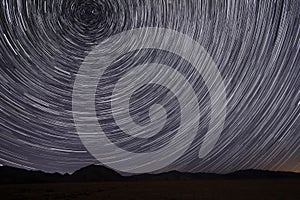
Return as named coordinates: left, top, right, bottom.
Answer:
left=227, top=169, right=300, bottom=178
left=69, top=165, right=123, bottom=182
left=0, top=165, right=123, bottom=184
left=0, top=165, right=299, bottom=184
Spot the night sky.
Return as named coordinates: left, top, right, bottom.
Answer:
left=0, top=0, right=300, bottom=174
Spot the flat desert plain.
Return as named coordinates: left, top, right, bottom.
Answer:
left=1, top=179, right=299, bottom=200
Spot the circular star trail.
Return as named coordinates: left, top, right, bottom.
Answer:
left=0, top=0, right=300, bottom=174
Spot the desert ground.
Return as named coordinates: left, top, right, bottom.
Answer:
left=1, top=179, right=299, bottom=200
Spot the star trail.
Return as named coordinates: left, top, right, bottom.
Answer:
left=0, top=0, right=300, bottom=174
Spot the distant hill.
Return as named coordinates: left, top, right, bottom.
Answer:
left=0, top=165, right=124, bottom=184
left=0, top=166, right=66, bottom=184
left=0, top=165, right=299, bottom=184
left=226, top=169, right=300, bottom=179
left=69, top=165, right=123, bottom=182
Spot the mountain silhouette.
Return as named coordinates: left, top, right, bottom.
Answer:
left=226, top=169, right=300, bottom=179
left=0, top=166, right=65, bottom=184
left=69, top=165, right=123, bottom=182
left=0, top=165, right=299, bottom=184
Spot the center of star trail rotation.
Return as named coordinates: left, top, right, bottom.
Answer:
left=0, top=0, right=299, bottom=174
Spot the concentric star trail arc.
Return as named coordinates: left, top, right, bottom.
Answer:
left=0, top=0, right=299, bottom=174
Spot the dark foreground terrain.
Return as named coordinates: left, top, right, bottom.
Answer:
left=1, top=165, right=299, bottom=199
left=1, top=179, right=299, bottom=200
